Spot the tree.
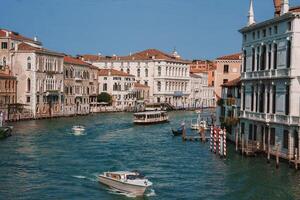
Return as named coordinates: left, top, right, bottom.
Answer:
left=97, top=92, right=112, bottom=105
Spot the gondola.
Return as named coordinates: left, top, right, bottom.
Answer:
left=171, top=128, right=183, bottom=136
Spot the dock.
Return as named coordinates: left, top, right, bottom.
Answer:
left=182, top=135, right=210, bottom=142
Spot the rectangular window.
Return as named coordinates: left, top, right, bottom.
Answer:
left=269, top=27, right=272, bottom=35
left=26, top=96, right=30, bottom=103
left=1, top=42, right=7, bottom=49
left=285, top=85, right=290, bottom=115
left=253, top=125, right=257, bottom=141
left=241, top=122, right=245, bottom=134
left=288, top=21, right=292, bottom=31
left=283, top=130, right=289, bottom=149
left=274, top=25, right=278, bottom=34
left=272, top=85, right=276, bottom=114
left=271, top=128, right=276, bottom=146
left=263, top=29, right=266, bottom=37
left=251, top=86, right=254, bottom=111
left=257, top=31, right=260, bottom=39
left=223, top=65, right=229, bottom=73
left=103, top=83, right=107, bottom=91
left=249, top=124, right=253, bottom=140
left=252, top=32, right=255, bottom=40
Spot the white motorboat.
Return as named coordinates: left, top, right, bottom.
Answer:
left=72, top=125, right=85, bottom=134
left=99, top=171, right=152, bottom=196
left=190, top=120, right=209, bottom=130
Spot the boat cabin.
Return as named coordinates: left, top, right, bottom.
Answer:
left=133, top=111, right=169, bottom=124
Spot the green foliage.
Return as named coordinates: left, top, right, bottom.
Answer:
left=97, top=92, right=112, bottom=105
left=217, top=98, right=224, bottom=106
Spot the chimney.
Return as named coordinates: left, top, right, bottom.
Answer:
left=281, top=0, right=289, bottom=15
left=273, top=0, right=281, bottom=16
left=34, top=36, right=38, bottom=42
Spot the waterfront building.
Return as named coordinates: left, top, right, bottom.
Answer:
left=133, top=82, right=150, bottom=103
left=239, top=0, right=300, bottom=160
left=214, top=53, right=242, bottom=99
left=81, top=49, right=191, bottom=108
left=0, top=68, right=17, bottom=121
left=190, top=60, right=216, bottom=87
left=0, top=29, right=64, bottom=119
left=98, top=69, right=136, bottom=110
left=63, top=56, right=98, bottom=116
left=218, top=78, right=241, bottom=142
left=189, top=72, right=215, bottom=108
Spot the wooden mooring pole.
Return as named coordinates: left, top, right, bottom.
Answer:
left=235, top=127, right=238, bottom=152
left=276, top=144, right=280, bottom=169
left=295, top=148, right=298, bottom=170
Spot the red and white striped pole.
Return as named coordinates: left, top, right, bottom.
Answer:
left=210, top=126, right=213, bottom=152
left=219, top=128, right=222, bottom=156
left=224, top=128, right=227, bottom=157
left=213, top=127, right=217, bottom=153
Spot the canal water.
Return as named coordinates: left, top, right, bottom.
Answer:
left=0, top=112, right=300, bottom=200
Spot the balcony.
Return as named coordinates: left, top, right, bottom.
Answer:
left=240, top=110, right=300, bottom=125
left=241, top=68, right=291, bottom=80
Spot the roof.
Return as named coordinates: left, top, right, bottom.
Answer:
left=216, top=53, right=242, bottom=60
left=134, top=82, right=149, bottom=88
left=81, top=49, right=190, bottom=63
left=17, top=42, right=63, bottom=56
left=98, top=69, right=134, bottom=77
left=222, top=77, right=241, bottom=87
left=0, top=29, right=41, bottom=45
left=240, top=6, right=300, bottom=33
left=64, top=56, right=90, bottom=66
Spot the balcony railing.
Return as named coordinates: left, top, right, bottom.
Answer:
left=241, top=68, right=291, bottom=80
left=240, top=110, right=300, bottom=125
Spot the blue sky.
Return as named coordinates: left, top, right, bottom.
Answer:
left=1, top=0, right=300, bottom=59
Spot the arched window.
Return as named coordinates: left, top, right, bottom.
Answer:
left=27, top=57, right=31, bottom=70
left=145, top=68, right=148, bottom=77
left=127, top=68, right=130, bottom=74
left=157, top=81, right=161, bottom=92
left=273, top=43, right=278, bottom=69
left=158, top=66, right=161, bottom=76
left=27, top=78, right=31, bottom=92
left=286, top=40, right=291, bottom=68
left=243, top=50, right=247, bottom=72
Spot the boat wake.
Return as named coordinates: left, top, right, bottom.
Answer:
left=68, top=131, right=86, bottom=136
left=72, top=174, right=98, bottom=182
left=106, top=188, right=156, bottom=198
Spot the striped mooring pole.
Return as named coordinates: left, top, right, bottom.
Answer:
left=219, top=129, right=222, bottom=156
left=213, top=127, right=217, bottom=153
left=210, top=126, right=213, bottom=151
left=223, top=128, right=227, bottom=157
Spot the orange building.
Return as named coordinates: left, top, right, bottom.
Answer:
left=189, top=60, right=216, bottom=87
left=214, top=53, right=242, bottom=99
left=0, top=68, right=17, bottom=121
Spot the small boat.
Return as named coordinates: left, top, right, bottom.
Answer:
left=190, top=119, right=210, bottom=131
left=72, top=125, right=85, bottom=134
left=99, top=171, right=152, bottom=196
left=133, top=111, right=169, bottom=125
left=172, top=128, right=183, bottom=136
left=0, top=126, right=12, bottom=139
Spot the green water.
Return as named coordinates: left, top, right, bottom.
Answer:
left=0, top=111, right=299, bottom=200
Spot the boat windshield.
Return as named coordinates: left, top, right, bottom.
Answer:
left=126, top=174, right=145, bottom=180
